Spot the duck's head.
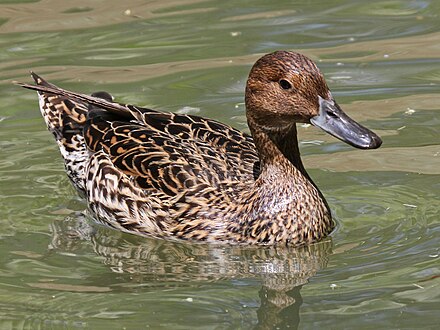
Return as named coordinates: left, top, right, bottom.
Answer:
left=245, top=51, right=382, bottom=149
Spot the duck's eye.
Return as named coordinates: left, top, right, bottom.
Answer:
left=279, top=79, right=292, bottom=90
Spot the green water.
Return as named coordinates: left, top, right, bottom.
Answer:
left=1, top=0, right=439, bottom=329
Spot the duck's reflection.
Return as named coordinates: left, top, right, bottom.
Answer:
left=256, top=285, right=303, bottom=330
left=49, top=214, right=332, bottom=329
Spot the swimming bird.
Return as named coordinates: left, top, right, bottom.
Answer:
left=18, top=51, right=382, bottom=245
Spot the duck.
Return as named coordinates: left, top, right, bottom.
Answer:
left=18, top=51, right=382, bottom=245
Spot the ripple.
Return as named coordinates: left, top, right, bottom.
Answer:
left=356, top=0, right=429, bottom=16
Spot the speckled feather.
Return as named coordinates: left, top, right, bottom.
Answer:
left=19, top=51, right=336, bottom=245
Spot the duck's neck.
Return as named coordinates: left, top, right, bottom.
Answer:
left=248, top=118, right=307, bottom=178
left=248, top=117, right=330, bottom=209
left=237, top=118, right=333, bottom=244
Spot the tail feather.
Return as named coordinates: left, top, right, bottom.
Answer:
left=16, top=77, right=130, bottom=117
left=17, top=72, right=139, bottom=194
left=30, top=71, right=57, bottom=88
left=21, top=73, right=95, bottom=193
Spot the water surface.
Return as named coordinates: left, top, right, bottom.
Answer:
left=0, top=0, right=439, bottom=329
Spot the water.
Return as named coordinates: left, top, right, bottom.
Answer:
left=1, top=0, right=439, bottom=328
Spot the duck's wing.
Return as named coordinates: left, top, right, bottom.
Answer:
left=85, top=110, right=259, bottom=197
left=18, top=75, right=260, bottom=198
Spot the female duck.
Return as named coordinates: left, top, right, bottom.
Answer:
left=19, top=51, right=381, bottom=245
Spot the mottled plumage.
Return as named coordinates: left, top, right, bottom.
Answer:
left=18, top=51, right=382, bottom=245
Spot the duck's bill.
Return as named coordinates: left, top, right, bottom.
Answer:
left=310, top=96, right=382, bottom=149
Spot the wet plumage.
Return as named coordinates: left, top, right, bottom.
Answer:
left=18, top=51, right=382, bottom=245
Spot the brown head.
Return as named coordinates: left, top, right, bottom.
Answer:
left=245, top=51, right=382, bottom=149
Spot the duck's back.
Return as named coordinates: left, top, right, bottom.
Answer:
left=32, top=73, right=260, bottom=212
left=84, top=103, right=260, bottom=197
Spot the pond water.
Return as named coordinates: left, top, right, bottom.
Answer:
left=1, top=0, right=439, bottom=329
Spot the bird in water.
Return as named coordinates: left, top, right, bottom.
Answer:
left=17, top=51, right=382, bottom=245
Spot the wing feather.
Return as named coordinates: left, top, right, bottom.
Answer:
left=18, top=76, right=260, bottom=199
